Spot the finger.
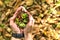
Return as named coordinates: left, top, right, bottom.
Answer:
left=10, top=19, right=21, bottom=33
left=20, top=28, right=24, bottom=33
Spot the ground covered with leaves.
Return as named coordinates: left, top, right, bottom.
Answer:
left=0, top=0, right=60, bottom=40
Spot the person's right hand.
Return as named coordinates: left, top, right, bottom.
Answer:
left=24, top=14, right=34, bottom=40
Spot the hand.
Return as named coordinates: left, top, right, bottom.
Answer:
left=10, top=17, right=23, bottom=34
left=10, top=6, right=34, bottom=40
left=24, top=12, right=34, bottom=40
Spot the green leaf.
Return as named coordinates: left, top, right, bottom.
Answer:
left=18, top=22, right=26, bottom=28
left=15, top=18, right=19, bottom=22
left=48, top=9, right=52, bottom=14
left=57, top=22, right=60, bottom=28
left=4, top=0, right=10, bottom=3
left=0, top=24, right=5, bottom=28
left=21, top=13, right=28, bottom=19
left=23, top=19, right=28, bottom=23
left=55, top=0, right=60, bottom=6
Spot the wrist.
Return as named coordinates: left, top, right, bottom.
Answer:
left=16, top=32, right=21, bottom=34
left=12, top=32, right=24, bottom=38
left=25, top=33, right=33, bottom=40
left=12, top=31, right=21, bottom=34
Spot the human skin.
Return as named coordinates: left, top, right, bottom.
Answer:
left=10, top=6, right=34, bottom=40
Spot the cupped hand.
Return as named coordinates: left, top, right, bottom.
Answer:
left=9, top=6, right=34, bottom=40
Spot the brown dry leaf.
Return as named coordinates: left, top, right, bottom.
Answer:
left=46, top=0, right=53, bottom=4
left=35, top=17, right=41, bottom=23
left=0, top=27, right=3, bottom=32
left=5, top=33, right=11, bottom=37
left=0, top=0, right=3, bottom=6
left=6, top=27, right=11, bottom=33
left=0, top=36, right=5, bottom=40
left=25, top=0, right=33, bottom=6
left=13, top=0, right=22, bottom=11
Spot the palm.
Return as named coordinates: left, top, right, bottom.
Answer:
left=10, top=6, right=34, bottom=34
